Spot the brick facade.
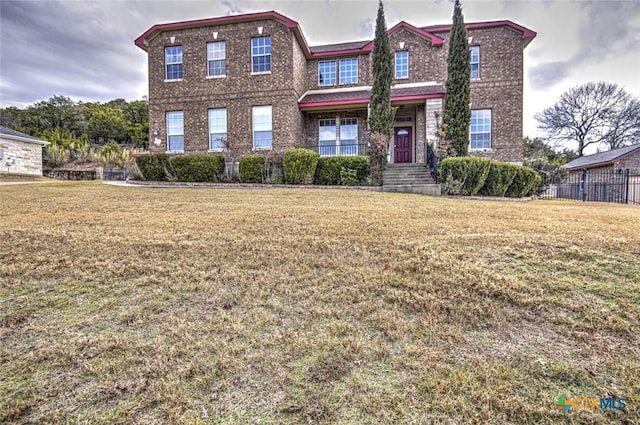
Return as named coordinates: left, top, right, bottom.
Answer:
left=136, top=11, right=534, bottom=164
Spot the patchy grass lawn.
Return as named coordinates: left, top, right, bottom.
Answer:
left=1, top=182, right=639, bottom=424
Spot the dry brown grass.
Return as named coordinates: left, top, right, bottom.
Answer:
left=1, top=182, right=639, bottom=424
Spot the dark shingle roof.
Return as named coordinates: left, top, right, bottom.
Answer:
left=564, top=143, right=640, bottom=170
left=309, top=40, right=370, bottom=54
left=299, top=84, right=445, bottom=105
left=0, top=125, right=47, bottom=142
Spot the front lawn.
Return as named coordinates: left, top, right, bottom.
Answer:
left=1, top=182, right=638, bottom=424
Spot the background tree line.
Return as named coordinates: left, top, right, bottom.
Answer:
left=0, top=95, right=148, bottom=168
left=0, top=95, right=148, bottom=148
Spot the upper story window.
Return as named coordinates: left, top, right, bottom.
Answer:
left=166, top=111, right=184, bottom=152
left=165, top=46, right=183, bottom=80
left=252, top=105, right=272, bottom=149
left=339, top=58, right=358, bottom=84
left=207, top=41, right=226, bottom=77
left=470, top=109, right=491, bottom=150
left=395, top=51, right=409, bottom=79
left=318, top=61, right=336, bottom=86
left=251, top=36, right=271, bottom=73
left=470, top=46, right=480, bottom=80
left=208, top=108, right=227, bottom=151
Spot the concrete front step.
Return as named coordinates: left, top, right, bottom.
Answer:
left=382, top=164, right=440, bottom=195
left=382, top=184, right=442, bottom=196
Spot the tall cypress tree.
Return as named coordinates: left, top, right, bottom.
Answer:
left=443, top=0, right=471, bottom=156
left=369, top=0, right=395, bottom=137
left=368, top=0, right=395, bottom=185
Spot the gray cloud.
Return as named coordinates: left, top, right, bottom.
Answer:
left=1, top=0, right=639, bottom=138
left=528, top=0, right=640, bottom=90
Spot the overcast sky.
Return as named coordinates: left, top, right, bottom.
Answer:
left=1, top=0, right=639, bottom=138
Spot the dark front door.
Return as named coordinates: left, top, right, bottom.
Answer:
left=394, top=127, right=412, bottom=163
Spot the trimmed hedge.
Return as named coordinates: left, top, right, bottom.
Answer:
left=135, top=153, right=172, bottom=181
left=170, top=155, right=224, bottom=182
left=438, top=157, right=492, bottom=195
left=239, top=154, right=265, bottom=183
left=283, top=148, right=319, bottom=184
left=314, top=156, right=370, bottom=185
left=505, top=166, right=541, bottom=198
left=479, top=161, right=518, bottom=197
left=438, top=156, right=541, bottom=198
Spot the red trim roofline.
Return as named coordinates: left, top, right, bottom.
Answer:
left=298, top=93, right=444, bottom=110
left=424, top=20, right=536, bottom=46
left=135, top=10, right=311, bottom=54
left=310, top=20, right=444, bottom=57
left=136, top=12, right=535, bottom=56
left=386, top=21, right=444, bottom=47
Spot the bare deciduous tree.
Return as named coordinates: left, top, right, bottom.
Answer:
left=535, top=81, right=640, bottom=156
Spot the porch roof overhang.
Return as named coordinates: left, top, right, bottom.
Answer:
left=298, top=83, right=445, bottom=111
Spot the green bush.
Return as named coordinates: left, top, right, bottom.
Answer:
left=283, top=148, right=319, bottom=184
left=339, top=167, right=359, bottom=186
left=479, top=161, right=518, bottom=197
left=135, top=153, right=172, bottom=181
left=438, top=157, right=541, bottom=198
left=239, top=154, right=265, bottom=183
left=438, top=157, right=491, bottom=195
left=505, top=166, right=541, bottom=198
left=314, top=156, right=370, bottom=185
left=169, top=155, right=224, bottom=182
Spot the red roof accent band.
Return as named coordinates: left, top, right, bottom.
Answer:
left=387, top=21, right=444, bottom=47
left=136, top=12, right=536, bottom=56
left=424, top=20, right=536, bottom=44
left=299, top=99, right=370, bottom=109
left=135, top=10, right=302, bottom=50
left=298, top=93, right=444, bottom=109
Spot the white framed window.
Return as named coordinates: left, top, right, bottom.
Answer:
left=251, top=36, right=271, bottom=73
left=339, top=58, right=358, bottom=84
left=208, top=108, right=227, bottom=150
left=165, top=46, right=183, bottom=80
left=319, top=119, right=337, bottom=156
left=318, top=60, right=336, bottom=86
left=395, top=51, right=408, bottom=79
left=339, top=118, right=358, bottom=156
left=470, top=46, right=480, bottom=80
left=318, top=118, right=358, bottom=156
left=252, top=105, right=272, bottom=149
left=470, top=109, right=491, bottom=150
left=207, top=41, right=226, bottom=77
left=166, top=111, right=184, bottom=152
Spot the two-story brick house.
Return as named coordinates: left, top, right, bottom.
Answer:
left=135, top=10, right=535, bottom=165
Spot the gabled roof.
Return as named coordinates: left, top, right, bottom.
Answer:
left=423, top=20, right=537, bottom=47
left=135, top=10, right=313, bottom=57
left=298, top=83, right=445, bottom=110
left=309, top=21, right=444, bottom=56
left=0, top=125, right=49, bottom=145
left=136, top=11, right=535, bottom=58
left=564, top=143, right=640, bottom=170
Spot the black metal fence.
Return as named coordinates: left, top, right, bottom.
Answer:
left=538, top=168, right=640, bottom=205
left=101, top=168, right=127, bottom=181
left=304, top=142, right=369, bottom=157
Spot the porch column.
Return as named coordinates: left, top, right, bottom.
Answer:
left=426, top=98, right=443, bottom=151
